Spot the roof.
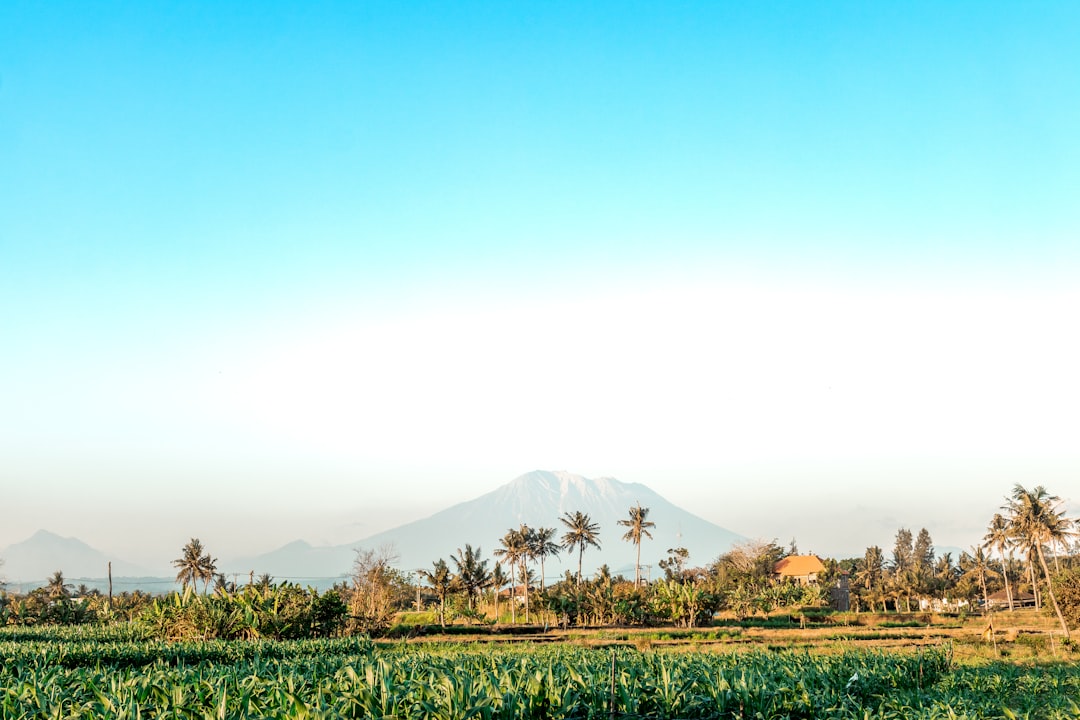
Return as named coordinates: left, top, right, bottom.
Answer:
left=774, top=554, right=826, bottom=577
left=987, top=590, right=1035, bottom=602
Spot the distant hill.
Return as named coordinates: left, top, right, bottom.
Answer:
left=2, top=473, right=747, bottom=590
left=0, top=530, right=149, bottom=584
left=246, top=470, right=746, bottom=583
left=229, top=540, right=353, bottom=584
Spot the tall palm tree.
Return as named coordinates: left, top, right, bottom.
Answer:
left=529, top=527, right=561, bottom=592
left=173, top=538, right=217, bottom=594
left=984, top=513, right=1014, bottom=611
left=855, top=546, right=885, bottom=612
left=494, top=526, right=531, bottom=622
left=489, top=563, right=510, bottom=623
left=1005, top=484, right=1071, bottom=639
left=451, top=544, right=490, bottom=610
left=420, top=559, right=452, bottom=626
left=560, top=511, right=601, bottom=586
left=1046, top=514, right=1077, bottom=573
left=962, top=546, right=994, bottom=616
left=618, top=504, right=655, bottom=586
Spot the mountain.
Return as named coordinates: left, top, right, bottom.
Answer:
left=0, top=530, right=149, bottom=584
left=229, top=540, right=353, bottom=583
left=247, top=471, right=746, bottom=584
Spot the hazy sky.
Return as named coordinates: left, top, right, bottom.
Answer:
left=2, top=2, right=1078, bottom=569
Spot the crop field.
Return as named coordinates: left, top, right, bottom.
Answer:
left=2, top=625, right=1080, bottom=719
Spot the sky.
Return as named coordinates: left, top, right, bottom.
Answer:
left=2, top=2, right=1079, bottom=572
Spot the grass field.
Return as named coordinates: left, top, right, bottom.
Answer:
left=2, top=612, right=1078, bottom=719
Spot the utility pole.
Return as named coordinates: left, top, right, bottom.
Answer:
left=107, top=561, right=113, bottom=609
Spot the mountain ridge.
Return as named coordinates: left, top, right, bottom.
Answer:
left=2, top=472, right=747, bottom=586
left=0, top=530, right=150, bottom=583
left=247, top=470, right=746, bottom=581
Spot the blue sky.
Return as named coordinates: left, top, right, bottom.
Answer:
left=2, top=2, right=1079, bottom=569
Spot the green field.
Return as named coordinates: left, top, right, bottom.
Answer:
left=2, top=625, right=1080, bottom=719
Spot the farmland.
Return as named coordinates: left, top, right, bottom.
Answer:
left=3, top=623, right=1080, bottom=719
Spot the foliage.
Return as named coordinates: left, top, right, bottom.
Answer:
left=450, top=544, right=490, bottom=610
left=560, top=510, right=601, bottom=586
left=138, top=583, right=347, bottom=641
left=173, top=538, right=217, bottom=594
left=1053, top=567, right=1080, bottom=628
left=4, top=627, right=1080, bottom=718
left=618, top=503, right=655, bottom=586
left=348, top=545, right=411, bottom=632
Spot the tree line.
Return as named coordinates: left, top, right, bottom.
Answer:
left=2, top=485, right=1078, bottom=639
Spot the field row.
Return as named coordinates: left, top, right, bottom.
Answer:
left=2, top=627, right=1080, bottom=718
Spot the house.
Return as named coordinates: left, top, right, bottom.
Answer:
left=918, top=597, right=970, bottom=613
left=496, top=585, right=529, bottom=604
left=773, top=554, right=826, bottom=585
left=985, top=589, right=1036, bottom=609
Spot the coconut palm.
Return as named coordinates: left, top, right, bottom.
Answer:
left=961, top=546, right=994, bottom=616
left=254, top=573, right=274, bottom=596
left=46, top=570, right=72, bottom=601
left=932, top=553, right=958, bottom=604
left=173, top=538, right=217, bottom=594
left=494, top=526, right=531, bottom=622
left=560, top=511, right=601, bottom=586
left=984, top=513, right=1015, bottom=611
left=420, top=559, right=452, bottom=626
left=529, top=527, right=561, bottom=592
left=1046, top=513, right=1077, bottom=573
left=489, top=563, right=510, bottom=623
left=855, top=546, right=886, bottom=612
left=451, top=544, right=490, bottom=610
left=618, top=504, right=655, bottom=586
left=1005, top=484, right=1071, bottom=639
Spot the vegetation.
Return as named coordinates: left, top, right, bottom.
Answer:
left=618, top=503, right=655, bottom=586
left=172, top=538, right=218, bottom=594
left=5, top=490, right=1080, bottom=643
left=4, top=624, right=1080, bottom=718
left=2, top=486, right=1080, bottom=717
left=560, top=510, right=601, bottom=586
left=1004, top=484, right=1072, bottom=638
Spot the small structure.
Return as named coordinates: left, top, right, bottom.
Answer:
left=496, top=585, right=529, bottom=604
left=985, top=590, right=1036, bottom=609
left=774, top=554, right=826, bottom=585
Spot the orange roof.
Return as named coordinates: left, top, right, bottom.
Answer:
left=774, top=554, right=826, bottom=576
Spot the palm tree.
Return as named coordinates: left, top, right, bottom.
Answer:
left=962, top=546, right=994, bottom=616
left=212, top=573, right=235, bottom=596
left=930, top=553, right=959, bottom=606
left=46, top=570, right=72, bottom=601
left=451, top=544, right=490, bottom=610
left=1046, top=514, right=1077, bottom=573
left=420, top=559, right=452, bottom=626
left=529, top=527, right=561, bottom=592
left=173, top=538, right=217, bottom=594
left=489, top=563, right=510, bottom=623
left=855, top=546, right=885, bottom=612
left=1005, top=484, right=1071, bottom=639
left=494, top=526, right=531, bottom=622
left=560, top=511, right=601, bottom=586
left=984, top=513, right=1014, bottom=611
left=618, top=504, right=655, bottom=586
left=254, top=573, right=274, bottom=596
